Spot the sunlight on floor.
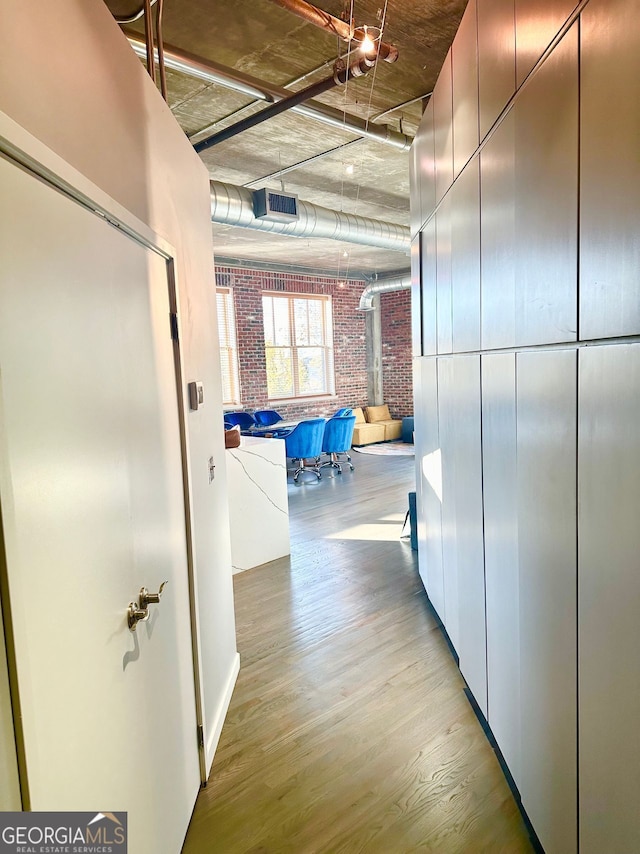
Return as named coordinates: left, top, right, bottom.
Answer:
left=327, top=512, right=406, bottom=542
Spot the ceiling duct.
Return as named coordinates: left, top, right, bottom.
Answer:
left=210, top=181, right=410, bottom=253
left=358, top=274, right=412, bottom=310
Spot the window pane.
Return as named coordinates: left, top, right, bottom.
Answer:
left=296, top=347, right=326, bottom=395
left=272, top=297, right=290, bottom=346
left=219, top=349, right=233, bottom=402
left=262, top=296, right=274, bottom=346
left=293, top=299, right=308, bottom=345
left=307, top=299, right=324, bottom=345
left=266, top=347, right=294, bottom=398
left=217, top=288, right=240, bottom=405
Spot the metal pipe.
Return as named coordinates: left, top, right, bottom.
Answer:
left=270, top=0, right=353, bottom=40
left=125, top=34, right=412, bottom=150
left=155, top=0, right=167, bottom=101
left=244, top=138, right=364, bottom=188
left=188, top=50, right=352, bottom=144
left=125, top=33, right=275, bottom=102
left=142, top=0, right=156, bottom=83
left=194, top=54, right=376, bottom=153
left=358, top=274, right=411, bottom=310
left=210, top=181, right=410, bottom=253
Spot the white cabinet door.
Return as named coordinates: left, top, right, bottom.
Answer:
left=0, top=157, right=200, bottom=852
left=578, top=343, right=640, bottom=853
left=414, top=357, right=444, bottom=620
left=516, top=349, right=577, bottom=854
left=482, top=353, right=521, bottom=786
left=438, top=355, right=487, bottom=713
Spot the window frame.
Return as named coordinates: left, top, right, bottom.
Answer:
left=262, top=291, right=335, bottom=401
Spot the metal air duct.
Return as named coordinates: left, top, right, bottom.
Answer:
left=210, top=181, right=410, bottom=253
left=358, top=274, right=412, bottom=310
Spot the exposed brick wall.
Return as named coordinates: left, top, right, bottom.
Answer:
left=380, top=288, right=414, bottom=417
left=216, top=266, right=414, bottom=422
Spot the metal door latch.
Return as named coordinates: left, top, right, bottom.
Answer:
left=127, top=581, right=168, bottom=631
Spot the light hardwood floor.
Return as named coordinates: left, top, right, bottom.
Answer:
left=182, top=451, right=533, bottom=853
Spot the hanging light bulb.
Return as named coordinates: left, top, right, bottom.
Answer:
left=345, top=163, right=355, bottom=175
left=360, top=25, right=377, bottom=55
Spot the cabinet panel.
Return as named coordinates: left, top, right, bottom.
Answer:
left=478, top=0, right=516, bottom=139
left=409, top=139, right=421, bottom=239
left=438, top=355, right=486, bottom=712
left=481, top=353, right=520, bottom=786
left=516, top=348, right=577, bottom=854
left=436, top=194, right=453, bottom=354
left=580, top=0, right=640, bottom=339
left=514, top=24, right=578, bottom=346
left=414, top=357, right=444, bottom=620
left=480, top=107, right=516, bottom=350
left=451, top=158, right=481, bottom=353
left=410, top=235, right=422, bottom=357
left=418, top=99, right=436, bottom=227
left=452, top=0, right=479, bottom=176
left=433, top=50, right=454, bottom=203
left=578, top=343, right=640, bottom=854
left=421, top=219, right=437, bottom=356
left=515, top=0, right=576, bottom=86
left=437, top=356, right=458, bottom=653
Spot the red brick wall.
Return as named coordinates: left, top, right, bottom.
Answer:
left=216, top=266, right=414, bottom=422
left=380, top=288, right=414, bottom=417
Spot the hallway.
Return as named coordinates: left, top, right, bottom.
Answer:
left=183, top=452, right=533, bottom=853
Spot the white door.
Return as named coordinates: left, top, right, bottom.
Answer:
left=0, top=156, right=200, bottom=853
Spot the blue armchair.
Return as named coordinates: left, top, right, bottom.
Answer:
left=253, top=409, right=283, bottom=427
left=333, top=407, right=353, bottom=417
left=224, top=411, right=256, bottom=433
left=281, top=418, right=326, bottom=482
left=321, top=415, right=356, bottom=473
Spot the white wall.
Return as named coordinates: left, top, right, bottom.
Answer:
left=0, top=0, right=238, bottom=778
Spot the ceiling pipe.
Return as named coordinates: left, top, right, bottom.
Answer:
left=268, top=0, right=399, bottom=63
left=358, top=274, right=412, bottom=310
left=210, top=181, right=410, bottom=253
left=125, top=34, right=412, bottom=150
left=195, top=53, right=378, bottom=153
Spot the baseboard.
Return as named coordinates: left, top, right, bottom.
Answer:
left=204, top=651, right=240, bottom=778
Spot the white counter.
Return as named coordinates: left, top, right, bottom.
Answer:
left=226, top=436, right=290, bottom=573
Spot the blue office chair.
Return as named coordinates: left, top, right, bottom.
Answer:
left=224, top=411, right=256, bottom=433
left=281, top=418, right=326, bottom=482
left=321, top=415, right=356, bottom=473
left=253, top=409, right=283, bottom=427
left=333, top=407, right=353, bottom=417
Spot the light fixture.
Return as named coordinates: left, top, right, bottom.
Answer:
left=342, top=249, right=349, bottom=258
left=359, top=25, right=380, bottom=56
left=345, top=163, right=354, bottom=175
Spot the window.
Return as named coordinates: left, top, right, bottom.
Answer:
left=216, top=287, right=240, bottom=406
left=262, top=292, right=334, bottom=400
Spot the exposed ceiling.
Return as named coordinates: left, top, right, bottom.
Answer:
left=109, top=0, right=467, bottom=277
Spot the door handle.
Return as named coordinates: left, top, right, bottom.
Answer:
left=127, top=581, right=168, bottom=631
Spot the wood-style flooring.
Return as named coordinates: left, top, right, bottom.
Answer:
left=182, top=451, right=533, bottom=853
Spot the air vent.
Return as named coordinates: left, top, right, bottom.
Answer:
left=252, top=188, right=299, bottom=223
